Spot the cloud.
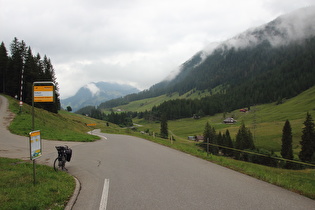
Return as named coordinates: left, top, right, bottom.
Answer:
left=85, top=83, right=100, bottom=96
left=1, top=0, right=314, bottom=98
left=195, top=5, right=315, bottom=66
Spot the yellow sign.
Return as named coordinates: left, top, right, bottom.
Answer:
left=30, top=131, right=40, bottom=137
left=86, top=123, right=97, bottom=126
left=29, top=130, right=42, bottom=160
left=34, top=86, right=54, bottom=102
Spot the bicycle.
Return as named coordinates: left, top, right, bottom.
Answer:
left=54, top=145, right=72, bottom=171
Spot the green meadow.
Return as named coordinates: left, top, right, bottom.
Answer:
left=127, top=86, right=315, bottom=157
left=108, top=89, right=212, bottom=113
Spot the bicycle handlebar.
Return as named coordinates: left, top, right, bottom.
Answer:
left=55, top=145, right=68, bottom=151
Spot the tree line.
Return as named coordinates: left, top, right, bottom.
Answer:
left=199, top=113, right=315, bottom=168
left=0, top=38, right=60, bottom=113
left=77, top=106, right=134, bottom=127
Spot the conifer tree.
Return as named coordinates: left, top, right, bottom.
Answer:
left=235, top=122, right=255, bottom=150
left=223, top=129, right=234, bottom=156
left=1, top=38, right=60, bottom=113
left=23, top=47, right=37, bottom=104
left=203, top=122, right=218, bottom=154
left=6, top=38, right=26, bottom=98
left=299, top=113, right=315, bottom=162
left=217, top=131, right=223, bottom=151
left=203, top=121, right=211, bottom=149
left=160, top=114, right=168, bottom=139
left=281, top=120, right=293, bottom=160
left=211, top=127, right=219, bottom=154
left=0, top=42, right=8, bottom=93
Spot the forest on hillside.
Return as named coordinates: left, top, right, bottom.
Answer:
left=99, top=37, right=315, bottom=121
left=0, top=38, right=60, bottom=113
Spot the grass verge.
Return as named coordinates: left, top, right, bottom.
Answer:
left=0, top=157, right=75, bottom=210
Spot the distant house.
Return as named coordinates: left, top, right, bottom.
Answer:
left=196, top=135, right=204, bottom=142
left=188, top=136, right=196, bottom=141
left=223, top=117, right=236, bottom=124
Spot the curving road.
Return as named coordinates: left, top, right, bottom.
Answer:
left=1, top=95, right=315, bottom=209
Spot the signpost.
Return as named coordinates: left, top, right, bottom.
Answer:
left=31, top=81, right=55, bottom=185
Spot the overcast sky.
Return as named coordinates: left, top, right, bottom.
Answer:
left=1, top=0, right=314, bottom=99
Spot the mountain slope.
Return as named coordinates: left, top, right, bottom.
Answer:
left=61, top=82, right=139, bottom=111
left=159, top=6, right=315, bottom=94
left=99, top=6, right=315, bottom=112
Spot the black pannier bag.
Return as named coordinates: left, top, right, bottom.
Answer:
left=65, top=148, right=72, bottom=162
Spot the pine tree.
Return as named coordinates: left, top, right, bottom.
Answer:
left=203, top=121, right=211, bottom=142
left=281, top=120, right=293, bottom=160
left=222, top=129, right=234, bottom=156
left=6, top=38, right=26, bottom=98
left=23, top=47, right=37, bottom=104
left=203, top=122, right=218, bottom=154
left=1, top=38, right=60, bottom=113
left=210, top=127, right=219, bottom=155
left=299, top=113, right=315, bottom=162
left=160, top=114, right=168, bottom=139
left=235, top=122, right=255, bottom=150
left=217, top=131, right=223, bottom=151
left=0, top=42, right=8, bottom=93
left=203, top=122, right=211, bottom=154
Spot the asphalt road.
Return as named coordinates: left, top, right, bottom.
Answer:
left=1, top=95, right=315, bottom=209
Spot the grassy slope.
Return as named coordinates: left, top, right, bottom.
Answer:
left=131, top=86, right=315, bottom=156
left=5, top=95, right=123, bottom=141
left=109, top=89, right=211, bottom=112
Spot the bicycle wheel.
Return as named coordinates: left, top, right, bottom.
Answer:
left=53, top=157, right=59, bottom=171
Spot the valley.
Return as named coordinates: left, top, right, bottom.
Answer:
left=105, top=86, right=314, bottom=156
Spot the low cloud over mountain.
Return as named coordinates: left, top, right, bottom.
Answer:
left=61, top=82, right=139, bottom=111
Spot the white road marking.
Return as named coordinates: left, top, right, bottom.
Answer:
left=88, top=130, right=108, bottom=139
left=99, top=179, right=110, bottom=210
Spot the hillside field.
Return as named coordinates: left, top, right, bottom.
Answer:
left=105, top=89, right=211, bottom=113
left=129, top=86, right=315, bottom=157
